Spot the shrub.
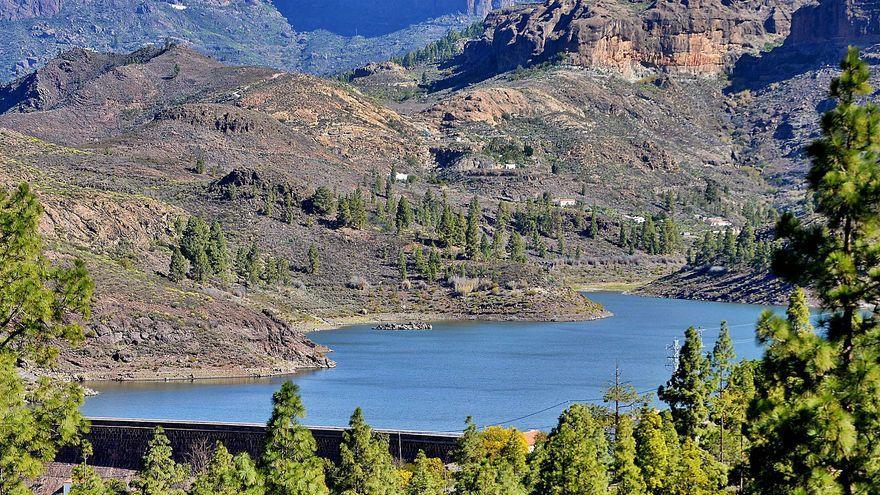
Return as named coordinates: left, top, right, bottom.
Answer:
left=450, top=276, right=480, bottom=296
left=347, top=275, right=371, bottom=291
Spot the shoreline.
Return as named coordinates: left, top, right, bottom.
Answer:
left=79, top=308, right=613, bottom=384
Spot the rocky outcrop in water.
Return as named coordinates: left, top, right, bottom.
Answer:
left=374, top=322, right=434, bottom=331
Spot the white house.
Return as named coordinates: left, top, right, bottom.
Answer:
left=623, top=214, right=646, bottom=224
left=503, top=163, right=517, bottom=170
left=705, top=217, right=732, bottom=228
left=395, top=172, right=409, bottom=182
left=555, top=198, right=578, bottom=207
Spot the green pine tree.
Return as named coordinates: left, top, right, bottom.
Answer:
left=331, top=408, right=401, bottom=495
left=708, top=321, right=736, bottom=463
left=207, top=221, right=230, bottom=279
left=168, top=247, right=188, bottom=282
left=130, top=427, right=188, bottom=495
left=589, top=210, right=599, bottom=239
left=262, top=382, right=328, bottom=495
left=406, top=451, right=447, bottom=495
left=70, top=464, right=126, bottom=495
left=658, top=327, right=710, bottom=442
left=613, top=415, right=646, bottom=495
left=191, top=443, right=265, bottom=495
left=427, top=248, right=441, bottom=281
left=465, top=197, right=481, bottom=259
left=307, top=245, right=320, bottom=275
left=634, top=408, right=672, bottom=494
left=396, top=197, right=413, bottom=232
left=534, top=404, right=609, bottom=495
left=751, top=47, right=880, bottom=495
left=398, top=250, right=408, bottom=281
left=508, top=231, right=526, bottom=263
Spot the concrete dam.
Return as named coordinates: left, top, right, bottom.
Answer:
left=55, top=418, right=462, bottom=470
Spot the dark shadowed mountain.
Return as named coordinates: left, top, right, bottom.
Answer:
left=273, top=0, right=517, bottom=36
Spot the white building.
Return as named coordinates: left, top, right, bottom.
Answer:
left=395, top=173, right=409, bottom=182
left=623, top=214, right=646, bottom=224
left=705, top=217, right=732, bottom=228
left=503, top=163, right=517, bottom=170
left=555, top=198, right=578, bottom=207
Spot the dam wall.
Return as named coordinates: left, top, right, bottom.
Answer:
left=55, top=418, right=461, bottom=470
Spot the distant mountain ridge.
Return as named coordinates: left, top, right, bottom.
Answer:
left=273, top=0, right=517, bottom=36
left=449, top=0, right=880, bottom=83
left=0, top=0, right=527, bottom=82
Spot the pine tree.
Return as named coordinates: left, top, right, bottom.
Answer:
left=660, top=217, right=680, bottom=254
left=751, top=48, right=880, bottom=495
left=722, top=228, right=737, bottom=264
left=307, top=245, right=320, bottom=275
left=406, top=451, right=447, bottom=495
left=207, top=221, right=229, bottom=279
left=672, top=438, right=726, bottom=495
left=479, top=233, right=491, bottom=260
left=613, top=415, right=646, bottom=495
left=735, top=225, right=756, bottom=265
left=508, top=231, right=526, bottom=263
left=283, top=192, right=295, bottom=224
left=534, top=404, right=609, bottom=495
left=634, top=408, right=671, bottom=494
left=466, top=197, right=480, bottom=259
left=350, top=188, right=367, bottom=229
left=262, top=382, right=328, bottom=495
left=130, top=427, right=188, bottom=495
left=311, top=186, right=337, bottom=216
left=191, top=443, right=265, bottom=495
left=492, top=229, right=505, bottom=259
left=640, top=217, right=659, bottom=254
left=453, top=419, right=527, bottom=495
left=618, top=222, right=628, bottom=248
left=439, top=198, right=455, bottom=247
left=338, top=196, right=352, bottom=227
left=455, top=211, right=467, bottom=247
left=398, top=250, right=408, bottom=281
left=427, top=248, right=441, bottom=281
left=70, top=464, right=126, bottom=495
left=555, top=225, right=565, bottom=255
left=331, top=408, right=401, bottom=495
left=191, top=247, right=211, bottom=282
left=708, top=321, right=735, bottom=463
left=589, top=209, right=599, bottom=239
left=245, top=242, right=262, bottom=284
left=658, top=326, right=710, bottom=441
left=396, top=196, right=413, bottom=232
left=168, top=247, right=187, bottom=282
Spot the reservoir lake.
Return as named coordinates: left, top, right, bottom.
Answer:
left=82, top=292, right=784, bottom=432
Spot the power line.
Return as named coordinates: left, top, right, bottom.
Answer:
left=481, top=388, right=655, bottom=429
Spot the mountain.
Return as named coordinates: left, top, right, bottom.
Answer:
left=0, top=44, right=607, bottom=380
left=0, top=0, right=528, bottom=82
left=273, top=0, right=517, bottom=36
left=4, top=0, right=880, bottom=379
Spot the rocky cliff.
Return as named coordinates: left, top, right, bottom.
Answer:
left=453, top=0, right=813, bottom=81
left=0, top=0, right=62, bottom=20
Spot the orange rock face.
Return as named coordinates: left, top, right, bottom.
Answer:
left=458, top=0, right=804, bottom=80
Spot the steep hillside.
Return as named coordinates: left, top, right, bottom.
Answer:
left=0, top=45, right=609, bottom=380
left=447, top=0, right=803, bottom=84
left=273, top=0, right=517, bottom=36
left=0, top=0, right=530, bottom=82
left=352, top=0, right=880, bottom=303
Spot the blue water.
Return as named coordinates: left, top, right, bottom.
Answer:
left=82, top=292, right=781, bottom=432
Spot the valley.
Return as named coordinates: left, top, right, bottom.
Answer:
left=1, top=0, right=879, bottom=382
